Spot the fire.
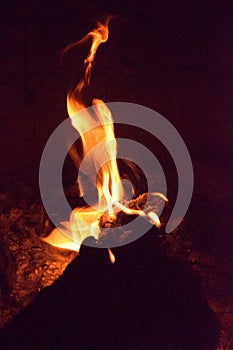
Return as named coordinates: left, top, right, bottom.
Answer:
left=43, top=19, right=166, bottom=258
left=64, top=18, right=110, bottom=95
left=44, top=19, right=122, bottom=256
left=66, top=18, right=123, bottom=214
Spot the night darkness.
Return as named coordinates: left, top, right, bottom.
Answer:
left=1, top=1, right=233, bottom=349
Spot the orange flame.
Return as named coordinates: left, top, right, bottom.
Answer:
left=44, top=19, right=123, bottom=251
left=64, top=18, right=110, bottom=95
left=66, top=18, right=123, bottom=219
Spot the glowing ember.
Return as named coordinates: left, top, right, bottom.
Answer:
left=43, top=19, right=167, bottom=255
left=107, top=248, right=116, bottom=264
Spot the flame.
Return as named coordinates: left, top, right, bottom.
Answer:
left=67, top=18, right=123, bottom=211
left=64, top=18, right=110, bottom=95
left=43, top=20, right=167, bottom=253
left=44, top=19, right=123, bottom=251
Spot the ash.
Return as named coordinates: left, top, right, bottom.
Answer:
left=0, top=203, right=76, bottom=329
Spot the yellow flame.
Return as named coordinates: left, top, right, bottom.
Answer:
left=44, top=19, right=123, bottom=251
left=42, top=227, right=81, bottom=251
left=66, top=19, right=123, bottom=218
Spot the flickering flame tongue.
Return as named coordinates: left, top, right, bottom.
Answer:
left=64, top=19, right=110, bottom=96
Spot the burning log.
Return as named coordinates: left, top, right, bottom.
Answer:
left=97, top=192, right=166, bottom=247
